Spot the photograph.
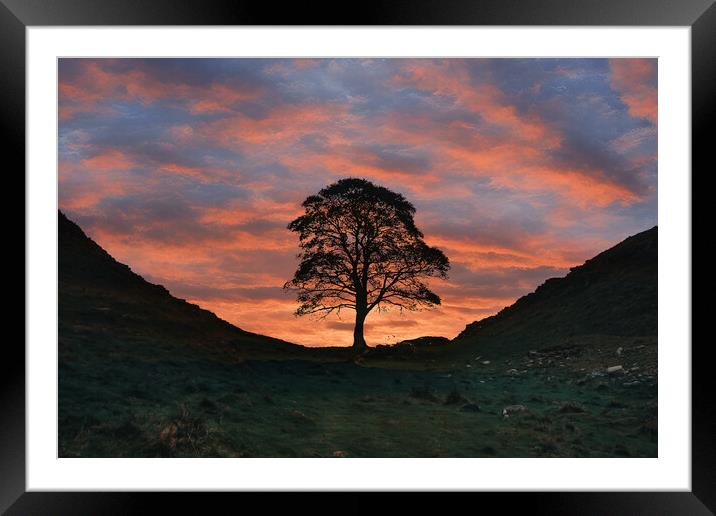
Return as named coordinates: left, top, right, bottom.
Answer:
left=57, top=57, right=658, bottom=459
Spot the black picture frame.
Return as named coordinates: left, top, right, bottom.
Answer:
left=3, top=0, right=709, bottom=513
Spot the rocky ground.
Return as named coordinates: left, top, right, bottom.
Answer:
left=59, top=333, right=656, bottom=458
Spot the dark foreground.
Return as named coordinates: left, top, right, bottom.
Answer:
left=59, top=335, right=657, bottom=458
left=58, top=212, right=657, bottom=457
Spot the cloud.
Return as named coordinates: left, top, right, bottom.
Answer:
left=58, top=58, right=268, bottom=120
left=609, top=59, right=657, bottom=124
left=59, top=58, right=658, bottom=346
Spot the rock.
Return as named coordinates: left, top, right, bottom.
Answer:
left=639, top=419, right=658, bottom=438
left=616, top=347, right=623, bottom=356
left=465, top=364, right=472, bottom=368
left=606, top=365, right=623, bottom=374
left=502, top=404, right=528, bottom=418
left=474, top=356, right=482, bottom=361
left=460, top=403, right=481, bottom=412
left=444, top=390, right=469, bottom=405
left=482, top=360, right=491, bottom=365
left=409, top=386, right=439, bottom=402
left=333, top=450, right=348, bottom=458
left=623, top=381, right=641, bottom=387
left=558, top=401, right=586, bottom=413
left=290, top=410, right=314, bottom=424
left=506, top=368, right=519, bottom=375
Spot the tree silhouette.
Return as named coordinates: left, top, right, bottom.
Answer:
left=284, top=178, right=450, bottom=351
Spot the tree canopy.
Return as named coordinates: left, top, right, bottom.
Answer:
left=284, top=178, right=450, bottom=350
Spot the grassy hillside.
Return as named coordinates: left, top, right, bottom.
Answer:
left=58, top=212, right=657, bottom=458
left=448, top=227, right=657, bottom=358
left=59, top=210, right=303, bottom=360
left=59, top=354, right=657, bottom=458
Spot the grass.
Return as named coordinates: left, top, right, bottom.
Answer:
left=57, top=212, right=658, bottom=458
left=59, top=334, right=657, bottom=458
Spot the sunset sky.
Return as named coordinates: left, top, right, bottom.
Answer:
left=58, top=58, right=657, bottom=346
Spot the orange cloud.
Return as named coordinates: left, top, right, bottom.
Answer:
left=203, top=103, right=347, bottom=148
left=609, top=59, right=657, bottom=124
left=393, top=61, right=560, bottom=145
left=59, top=60, right=264, bottom=119
left=81, top=149, right=135, bottom=171
left=59, top=160, right=139, bottom=210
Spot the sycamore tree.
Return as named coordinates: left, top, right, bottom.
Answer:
left=284, top=178, right=450, bottom=351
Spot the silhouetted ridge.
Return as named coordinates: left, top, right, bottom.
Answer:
left=59, top=211, right=170, bottom=295
left=453, top=227, right=657, bottom=354
left=59, top=210, right=299, bottom=353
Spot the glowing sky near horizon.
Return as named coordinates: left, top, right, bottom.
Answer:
left=58, top=58, right=657, bottom=346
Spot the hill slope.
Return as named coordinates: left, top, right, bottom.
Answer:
left=58, top=214, right=657, bottom=458
left=450, top=226, right=657, bottom=357
left=59, top=210, right=301, bottom=358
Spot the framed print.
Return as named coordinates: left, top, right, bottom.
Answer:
left=4, top=0, right=711, bottom=513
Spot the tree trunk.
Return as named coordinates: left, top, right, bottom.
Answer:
left=352, top=306, right=368, bottom=351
